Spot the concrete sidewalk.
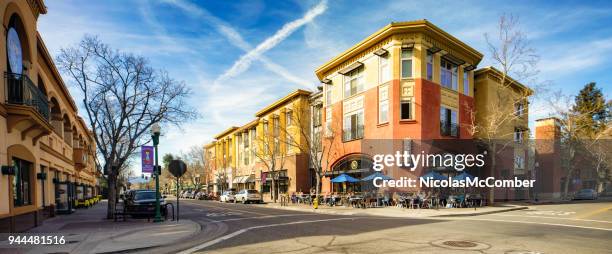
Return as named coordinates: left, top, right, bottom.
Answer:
left=263, top=202, right=527, bottom=218
left=0, top=200, right=200, bottom=254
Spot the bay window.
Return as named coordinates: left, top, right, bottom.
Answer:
left=440, top=107, right=458, bottom=137
left=401, top=49, right=413, bottom=78
left=378, top=85, right=389, bottom=123
left=440, top=59, right=458, bottom=90
left=344, top=67, right=364, bottom=98
left=463, top=70, right=469, bottom=95
left=379, top=55, right=390, bottom=83
left=343, top=110, right=364, bottom=141
left=400, top=99, right=413, bottom=120
left=426, top=51, right=433, bottom=80
left=326, top=84, right=332, bottom=106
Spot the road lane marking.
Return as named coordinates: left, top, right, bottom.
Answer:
left=181, top=200, right=269, bottom=215
left=491, top=214, right=612, bottom=224
left=573, top=204, right=612, bottom=219
left=177, top=217, right=359, bottom=254
left=459, top=218, right=612, bottom=231
left=217, top=213, right=320, bottom=222
left=525, top=210, right=575, bottom=216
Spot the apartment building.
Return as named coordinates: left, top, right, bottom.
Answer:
left=474, top=66, right=533, bottom=200
left=314, top=20, right=484, bottom=193
left=1, top=0, right=99, bottom=232
left=208, top=90, right=312, bottom=199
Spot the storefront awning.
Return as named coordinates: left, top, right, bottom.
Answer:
left=233, top=176, right=244, bottom=184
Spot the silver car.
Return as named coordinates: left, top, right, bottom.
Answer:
left=574, top=189, right=598, bottom=200
left=220, top=191, right=236, bottom=202
left=234, top=189, right=262, bottom=204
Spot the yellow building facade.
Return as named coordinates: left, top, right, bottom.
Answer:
left=208, top=90, right=312, bottom=199
left=1, top=0, right=99, bottom=232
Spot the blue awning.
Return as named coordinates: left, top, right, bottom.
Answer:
left=452, top=172, right=475, bottom=181
left=420, top=171, right=446, bottom=181
left=331, top=173, right=360, bottom=183
left=361, top=172, right=393, bottom=181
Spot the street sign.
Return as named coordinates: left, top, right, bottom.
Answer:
left=168, top=160, right=187, bottom=178
left=141, top=146, right=154, bottom=173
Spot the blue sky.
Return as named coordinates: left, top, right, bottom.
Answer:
left=37, top=0, right=612, bottom=167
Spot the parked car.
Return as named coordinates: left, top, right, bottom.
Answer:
left=125, top=190, right=167, bottom=217
left=195, top=191, right=208, bottom=200
left=187, top=190, right=199, bottom=199
left=219, top=191, right=235, bottom=202
left=181, top=190, right=193, bottom=199
left=574, top=188, right=598, bottom=200
left=234, top=189, right=262, bottom=204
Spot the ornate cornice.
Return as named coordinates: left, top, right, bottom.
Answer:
left=27, top=0, right=47, bottom=19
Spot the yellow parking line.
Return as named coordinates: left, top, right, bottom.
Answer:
left=574, top=204, right=612, bottom=219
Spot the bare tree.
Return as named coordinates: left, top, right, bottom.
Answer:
left=549, top=92, right=612, bottom=198
left=469, top=13, right=541, bottom=204
left=56, top=35, right=196, bottom=219
left=253, top=121, right=287, bottom=203
left=278, top=101, right=342, bottom=205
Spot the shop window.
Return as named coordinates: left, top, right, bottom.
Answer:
left=12, top=157, right=33, bottom=207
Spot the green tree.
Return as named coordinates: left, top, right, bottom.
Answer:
left=572, top=82, right=611, bottom=136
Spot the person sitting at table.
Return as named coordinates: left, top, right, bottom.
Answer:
left=291, top=192, right=297, bottom=204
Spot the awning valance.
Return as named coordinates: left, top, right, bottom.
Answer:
left=338, top=61, right=363, bottom=75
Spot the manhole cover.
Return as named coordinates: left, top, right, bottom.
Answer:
left=431, top=239, right=490, bottom=251
left=443, top=241, right=478, bottom=248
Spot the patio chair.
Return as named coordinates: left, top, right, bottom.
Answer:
left=408, top=197, right=420, bottom=209
left=381, top=196, right=390, bottom=207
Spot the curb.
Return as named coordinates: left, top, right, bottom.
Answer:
left=264, top=204, right=528, bottom=218
left=432, top=206, right=528, bottom=217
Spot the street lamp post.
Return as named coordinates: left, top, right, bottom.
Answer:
left=151, top=123, right=163, bottom=223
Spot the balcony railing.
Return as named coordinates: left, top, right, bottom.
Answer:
left=342, top=125, right=364, bottom=142
left=4, top=72, right=50, bottom=121
left=440, top=120, right=459, bottom=137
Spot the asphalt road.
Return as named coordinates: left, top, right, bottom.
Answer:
left=142, top=199, right=612, bottom=254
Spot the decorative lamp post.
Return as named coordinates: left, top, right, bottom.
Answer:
left=151, top=123, right=162, bottom=222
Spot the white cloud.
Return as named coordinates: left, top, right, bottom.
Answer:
left=213, top=0, right=327, bottom=88
left=163, top=0, right=315, bottom=89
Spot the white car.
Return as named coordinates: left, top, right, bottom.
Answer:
left=234, top=189, right=262, bottom=204
left=219, top=191, right=235, bottom=203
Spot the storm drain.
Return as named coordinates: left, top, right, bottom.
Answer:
left=430, top=239, right=490, bottom=251
left=443, top=241, right=478, bottom=248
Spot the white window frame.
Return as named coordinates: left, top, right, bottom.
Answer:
left=401, top=49, right=413, bottom=79
left=344, top=68, right=364, bottom=98
left=379, top=55, right=390, bottom=84
left=426, top=51, right=433, bottom=80
left=400, top=99, right=413, bottom=120
left=378, top=85, right=389, bottom=124
left=463, top=70, right=469, bottom=95
left=325, top=84, right=332, bottom=106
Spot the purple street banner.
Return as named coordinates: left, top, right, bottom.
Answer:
left=141, top=146, right=154, bottom=173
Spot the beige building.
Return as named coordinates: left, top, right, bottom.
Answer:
left=208, top=90, right=313, bottom=200
left=1, top=0, right=99, bottom=232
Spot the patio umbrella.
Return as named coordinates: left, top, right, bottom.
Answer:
left=420, top=171, right=446, bottom=181
left=331, top=173, right=360, bottom=183
left=361, top=172, right=394, bottom=181
left=452, top=172, right=475, bottom=181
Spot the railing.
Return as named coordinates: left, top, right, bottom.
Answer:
left=4, top=72, right=50, bottom=121
left=440, top=120, right=459, bottom=137
left=342, top=125, right=364, bottom=142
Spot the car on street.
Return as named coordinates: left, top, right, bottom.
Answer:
left=573, top=188, right=598, bottom=200
left=219, top=190, right=236, bottom=202
left=125, top=190, right=167, bottom=217
left=234, top=189, right=262, bottom=204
